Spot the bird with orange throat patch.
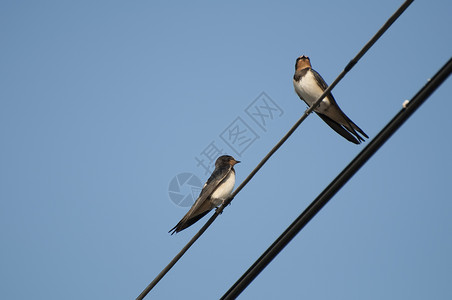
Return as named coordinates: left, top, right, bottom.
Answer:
left=293, top=55, right=368, bottom=144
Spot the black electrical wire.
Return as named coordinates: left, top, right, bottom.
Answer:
left=136, top=1, right=414, bottom=299
left=221, top=57, right=452, bottom=300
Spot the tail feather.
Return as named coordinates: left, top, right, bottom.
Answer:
left=348, top=118, right=369, bottom=139
left=316, top=113, right=362, bottom=144
left=168, top=210, right=210, bottom=235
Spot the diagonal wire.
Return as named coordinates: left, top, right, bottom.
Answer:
left=221, top=56, right=452, bottom=299
left=136, top=1, right=413, bottom=299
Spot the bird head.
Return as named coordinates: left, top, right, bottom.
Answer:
left=215, top=155, right=240, bottom=167
left=295, top=55, right=311, bottom=71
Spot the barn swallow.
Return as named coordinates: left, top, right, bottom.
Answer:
left=169, top=155, right=240, bottom=235
left=293, top=55, right=368, bottom=144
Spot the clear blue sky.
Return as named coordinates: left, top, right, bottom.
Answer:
left=1, top=1, right=451, bottom=299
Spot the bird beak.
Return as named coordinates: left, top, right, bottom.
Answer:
left=230, top=159, right=240, bottom=165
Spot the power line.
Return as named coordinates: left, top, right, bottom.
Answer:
left=136, top=1, right=413, bottom=299
left=221, top=56, right=452, bottom=300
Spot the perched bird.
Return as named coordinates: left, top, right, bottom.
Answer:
left=293, top=55, right=368, bottom=144
left=169, top=155, right=240, bottom=234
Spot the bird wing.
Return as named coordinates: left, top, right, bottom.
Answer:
left=183, top=165, right=232, bottom=219
left=316, top=112, right=360, bottom=144
left=310, top=68, right=339, bottom=105
left=311, top=69, right=368, bottom=140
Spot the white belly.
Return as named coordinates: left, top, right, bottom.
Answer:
left=210, top=171, right=235, bottom=206
left=294, top=71, right=331, bottom=113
